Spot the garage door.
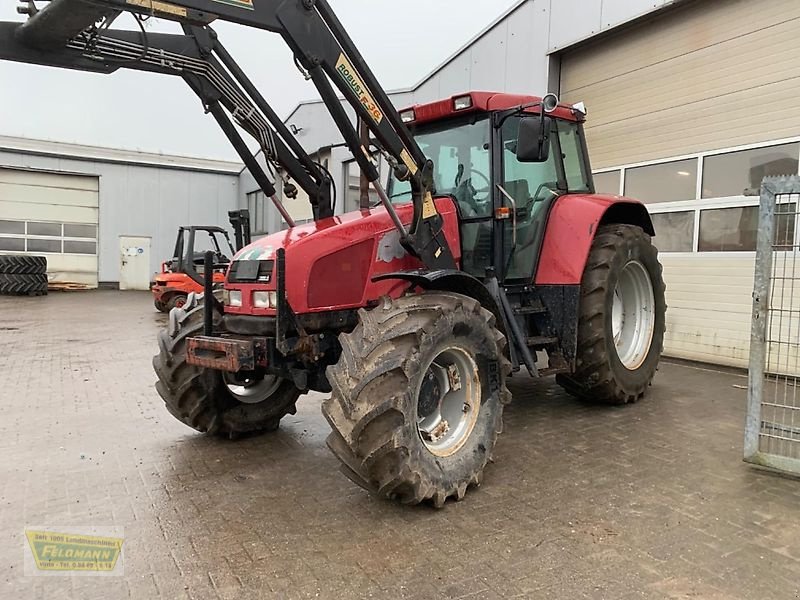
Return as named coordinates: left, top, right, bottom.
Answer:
left=559, top=0, right=800, bottom=368
left=0, top=167, right=99, bottom=288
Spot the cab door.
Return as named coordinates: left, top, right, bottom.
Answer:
left=497, top=116, right=592, bottom=282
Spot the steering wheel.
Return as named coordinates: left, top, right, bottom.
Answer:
left=455, top=169, right=491, bottom=213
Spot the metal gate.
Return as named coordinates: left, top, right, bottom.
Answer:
left=746, top=175, right=800, bottom=475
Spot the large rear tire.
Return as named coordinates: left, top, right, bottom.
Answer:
left=0, top=254, right=46, bottom=275
left=556, top=224, right=666, bottom=404
left=0, top=273, right=48, bottom=296
left=153, top=293, right=301, bottom=438
left=323, top=292, right=511, bottom=507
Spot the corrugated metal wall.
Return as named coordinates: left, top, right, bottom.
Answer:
left=0, top=148, right=240, bottom=284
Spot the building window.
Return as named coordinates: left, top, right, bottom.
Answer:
left=27, top=238, right=63, bottom=253
left=344, top=158, right=382, bottom=213
left=63, top=241, right=97, bottom=255
left=64, top=224, right=97, bottom=239
left=0, top=220, right=24, bottom=235
left=593, top=170, right=620, bottom=195
left=625, top=158, right=698, bottom=203
left=697, top=205, right=795, bottom=252
left=0, top=237, right=24, bottom=251
left=702, top=143, right=800, bottom=198
left=650, top=211, right=695, bottom=252
left=0, top=219, right=97, bottom=255
left=28, top=222, right=62, bottom=237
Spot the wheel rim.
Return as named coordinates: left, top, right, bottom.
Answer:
left=612, top=260, right=656, bottom=370
left=174, top=297, right=186, bottom=308
left=222, top=373, right=282, bottom=404
left=416, top=347, right=481, bottom=457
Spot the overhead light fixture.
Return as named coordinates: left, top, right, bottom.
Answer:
left=677, top=171, right=691, bottom=176
left=453, top=95, right=473, bottom=111
left=400, top=109, right=416, bottom=124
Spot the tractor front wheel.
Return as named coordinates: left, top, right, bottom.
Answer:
left=556, top=224, right=666, bottom=404
left=323, top=292, right=511, bottom=507
left=153, top=293, right=301, bottom=438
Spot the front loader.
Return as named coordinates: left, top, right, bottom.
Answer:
left=1, top=0, right=666, bottom=507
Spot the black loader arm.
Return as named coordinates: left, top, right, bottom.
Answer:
left=0, top=0, right=457, bottom=270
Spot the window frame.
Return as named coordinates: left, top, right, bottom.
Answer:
left=0, top=219, right=98, bottom=255
left=592, top=136, right=800, bottom=255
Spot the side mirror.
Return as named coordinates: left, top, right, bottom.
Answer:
left=516, top=116, right=552, bottom=163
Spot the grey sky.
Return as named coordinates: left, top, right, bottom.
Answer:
left=0, top=1, right=519, bottom=160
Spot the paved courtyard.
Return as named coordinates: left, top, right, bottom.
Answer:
left=1, top=290, right=799, bottom=599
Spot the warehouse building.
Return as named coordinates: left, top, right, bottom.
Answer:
left=0, top=135, right=240, bottom=289
left=273, top=0, right=800, bottom=369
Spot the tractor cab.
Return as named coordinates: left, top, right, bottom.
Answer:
left=390, top=92, right=592, bottom=282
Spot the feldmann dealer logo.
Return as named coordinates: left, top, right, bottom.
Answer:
left=25, top=530, right=124, bottom=574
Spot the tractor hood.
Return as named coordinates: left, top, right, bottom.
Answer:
left=225, top=198, right=461, bottom=315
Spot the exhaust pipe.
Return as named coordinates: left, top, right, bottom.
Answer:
left=15, top=0, right=116, bottom=50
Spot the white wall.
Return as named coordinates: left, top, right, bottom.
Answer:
left=0, top=143, right=240, bottom=283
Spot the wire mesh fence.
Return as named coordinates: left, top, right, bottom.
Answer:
left=745, top=176, right=800, bottom=474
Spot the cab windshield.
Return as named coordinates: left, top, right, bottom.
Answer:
left=388, top=117, right=492, bottom=218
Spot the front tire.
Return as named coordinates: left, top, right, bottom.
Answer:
left=557, top=224, right=666, bottom=404
left=323, top=292, right=511, bottom=507
left=153, top=293, right=301, bottom=438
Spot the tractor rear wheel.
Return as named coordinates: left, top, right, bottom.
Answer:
left=153, top=293, right=301, bottom=438
left=323, top=292, right=511, bottom=507
left=556, top=224, right=666, bottom=404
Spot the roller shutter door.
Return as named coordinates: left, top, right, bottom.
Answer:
left=0, top=167, right=99, bottom=288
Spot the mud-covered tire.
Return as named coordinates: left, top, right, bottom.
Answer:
left=323, top=292, right=511, bottom=507
left=0, top=273, right=48, bottom=296
left=154, top=298, right=168, bottom=312
left=556, top=224, right=666, bottom=405
left=0, top=254, right=46, bottom=275
left=153, top=292, right=301, bottom=438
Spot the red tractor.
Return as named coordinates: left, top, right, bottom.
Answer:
left=2, top=0, right=665, bottom=507
left=152, top=211, right=251, bottom=313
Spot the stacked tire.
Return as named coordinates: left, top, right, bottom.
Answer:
left=0, top=255, right=48, bottom=296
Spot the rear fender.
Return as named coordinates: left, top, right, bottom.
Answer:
left=535, top=194, right=654, bottom=285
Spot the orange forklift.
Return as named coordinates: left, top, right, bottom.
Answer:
left=152, top=210, right=250, bottom=313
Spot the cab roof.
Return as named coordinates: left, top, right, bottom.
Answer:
left=400, top=91, right=583, bottom=126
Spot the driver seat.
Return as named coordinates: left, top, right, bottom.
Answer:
left=502, top=179, right=532, bottom=211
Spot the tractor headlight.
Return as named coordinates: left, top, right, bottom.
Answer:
left=225, top=290, right=242, bottom=307
left=253, top=291, right=278, bottom=308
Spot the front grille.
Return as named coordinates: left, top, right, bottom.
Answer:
left=227, top=259, right=274, bottom=283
